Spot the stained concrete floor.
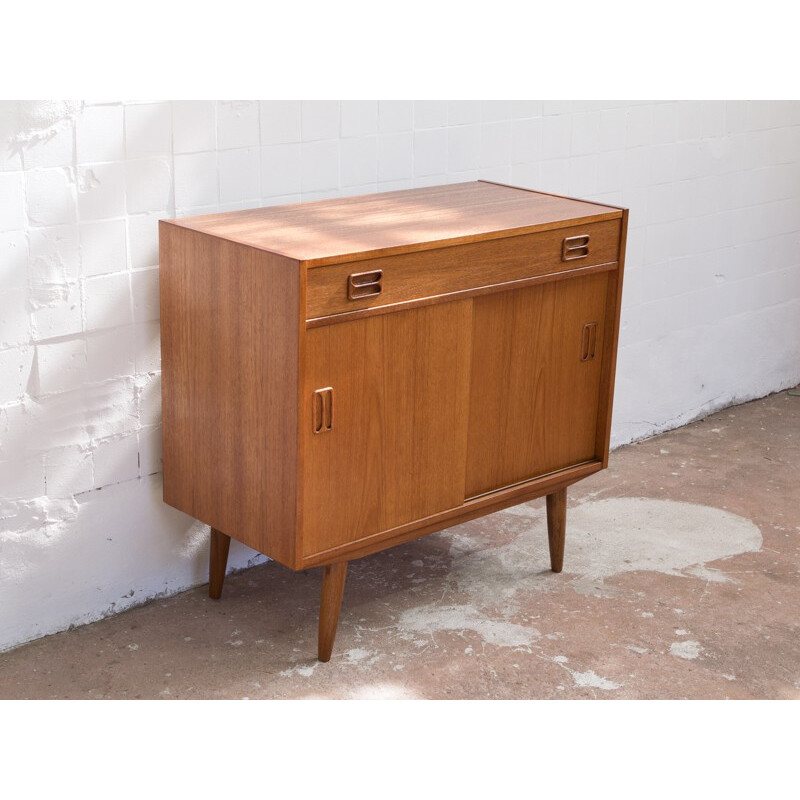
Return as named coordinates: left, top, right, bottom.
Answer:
left=2, top=391, right=798, bottom=699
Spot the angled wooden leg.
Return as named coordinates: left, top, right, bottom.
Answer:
left=546, top=488, right=567, bottom=573
left=209, top=527, right=231, bottom=599
left=318, top=561, right=348, bottom=662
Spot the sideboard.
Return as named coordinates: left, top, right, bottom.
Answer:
left=159, top=180, right=628, bottom=661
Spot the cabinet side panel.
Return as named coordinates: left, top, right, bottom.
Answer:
left=160, top=223, right=299, bottom=566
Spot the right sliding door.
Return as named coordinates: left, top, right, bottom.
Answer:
left=465, top=271, right=611, bottom=499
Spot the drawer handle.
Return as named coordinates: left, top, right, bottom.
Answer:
left=313, top=387, right=334, bottom=433
left=348, top=269, right=383, bottom=300
left=563, top=234, right=590, bottom=261
left=580, top=322, right=598, bottom=361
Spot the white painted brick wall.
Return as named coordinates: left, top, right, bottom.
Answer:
left=1, top=99, right=799, bottom=652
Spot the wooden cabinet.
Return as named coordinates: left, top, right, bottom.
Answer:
left=159, top=181, right=628, bottom=661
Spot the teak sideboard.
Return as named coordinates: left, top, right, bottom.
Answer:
left=159, top=181, right=628, bottom=661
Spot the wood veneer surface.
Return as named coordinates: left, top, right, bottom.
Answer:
left=159, top=224, right=300, bottom=566
left=164, top=181, right=623, bottom=266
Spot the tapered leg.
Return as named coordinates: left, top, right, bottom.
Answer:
left=318, top=561, right=348, bottom=662
left=209, top=527, right=231, bottom=599
left=546, top=488, right=567, bottom=573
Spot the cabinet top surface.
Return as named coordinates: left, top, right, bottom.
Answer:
left=163, top=180, right=623, bottom=266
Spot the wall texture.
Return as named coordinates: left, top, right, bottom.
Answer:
left=1, top=100, right=799, bottom=652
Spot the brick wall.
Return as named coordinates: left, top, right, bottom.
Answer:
left=1, top=100, right=799, bottom=651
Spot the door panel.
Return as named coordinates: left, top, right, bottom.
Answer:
left=302, top=301, right=472, bottom=557
left=465, top=273, right=609, bottom=498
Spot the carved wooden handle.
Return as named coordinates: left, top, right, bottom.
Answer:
left=562, top=234, right=590, bottom=261
left=348, top=269, right=383, bottom=300
left=580, top=322, right=598, bottom=361
left=313, top=387, right=334, bottom=433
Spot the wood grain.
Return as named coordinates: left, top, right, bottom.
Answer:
left=300, top=460, right=602, bottom=569
left=301, top=300, right=473, bottom=558
left=208, top=528, right=231, bottom=599
left=464, top=271, right=611, bottom=498
left=595, top=209, right=629, bottom=467
left=306, top=261, right=617, bottom=330
left=160, top=180, right=629, bottom=661
left=546, top=489, right=567, bottom=573
left=165, top=181, right=623, bottom=267
left=159, top=223, right=300, bottom=567
left=318, top=561, right=348, bottom=662
left=306, top=219, right=621, bottom=320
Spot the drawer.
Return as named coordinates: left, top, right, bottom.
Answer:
left=306, top=218, right=621, bottom=322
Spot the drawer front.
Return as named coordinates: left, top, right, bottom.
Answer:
left=306, top=218, right=621, bottom=321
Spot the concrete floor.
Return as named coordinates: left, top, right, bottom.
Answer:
left=1, top=391, right=798, bottom=699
